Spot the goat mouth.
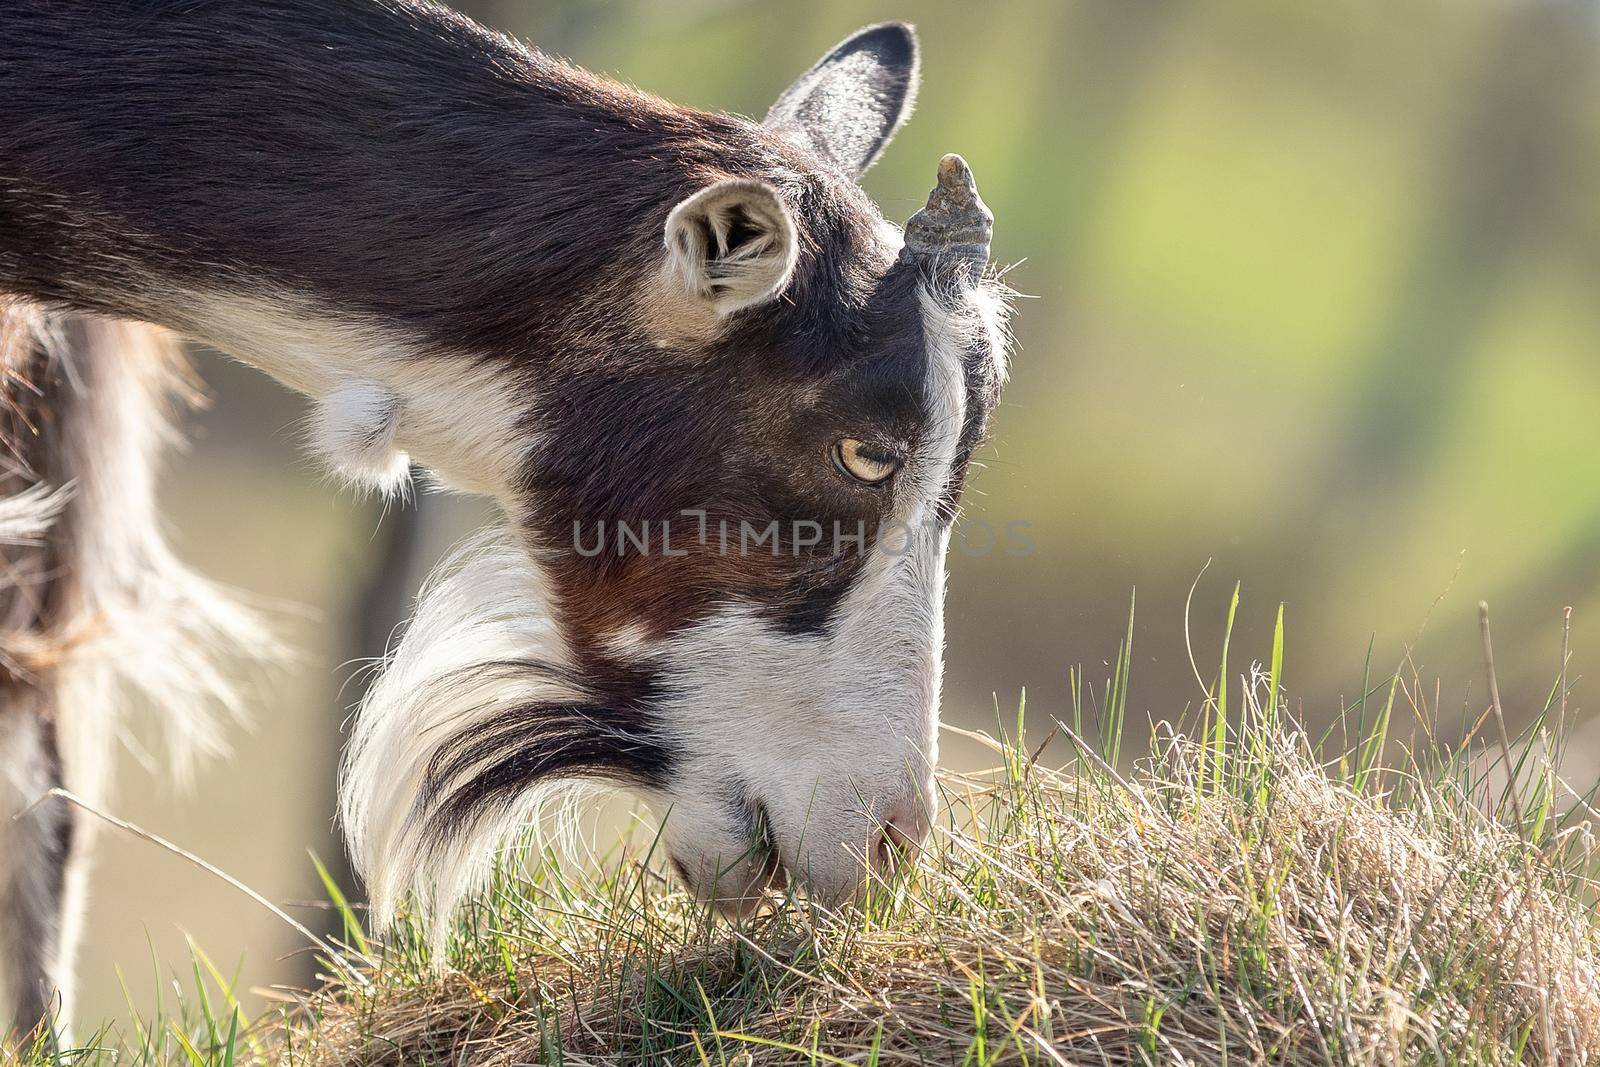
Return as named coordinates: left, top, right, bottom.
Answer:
left=673, top=794, right=789, bottom=914
left=750, top=798, right=789, bottom=893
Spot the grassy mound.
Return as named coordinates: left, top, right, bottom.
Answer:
left=26, top=607, right=1600, bottom=1065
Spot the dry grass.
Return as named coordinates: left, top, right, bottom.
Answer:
left=279, top=639, right=1600, bottom=1064
left=23, top=607, right=1600, bottom=1065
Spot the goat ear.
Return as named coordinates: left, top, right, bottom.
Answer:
left=663, top=178, right=798, bottom=316
left=764, top=23, right=919, bottom=179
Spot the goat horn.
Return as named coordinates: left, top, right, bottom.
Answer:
left=898, top=153, right=992, bottom=287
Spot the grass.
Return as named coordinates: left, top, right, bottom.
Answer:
left=17, top=594, right=1600, bottom=1065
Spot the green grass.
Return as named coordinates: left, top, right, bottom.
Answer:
left=19, top=593, right=1600, bottom=1065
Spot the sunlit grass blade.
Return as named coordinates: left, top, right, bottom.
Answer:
left=26, top=589, right=1599, bottom=1066
left=310, top=850, right=372, bottom=958
left=1210, top=581, right=1241, bottom=796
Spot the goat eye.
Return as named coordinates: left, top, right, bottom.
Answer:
left=832, top=438, right=899, bottom=485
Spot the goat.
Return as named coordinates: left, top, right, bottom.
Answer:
left=0, top=0, right=1012, bottom=1038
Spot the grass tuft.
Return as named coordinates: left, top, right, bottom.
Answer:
left=25, top=598, right=1600, bottom=1065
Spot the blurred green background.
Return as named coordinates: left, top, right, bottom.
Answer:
left=78, top=0, right=1600, bottom=1030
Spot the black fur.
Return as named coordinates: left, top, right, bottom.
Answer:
left=0, top=2, right=1005, bottom=661
left=0, top=0, right=969, bottom=648
left=0, top=0, right=1009, bottom=966
left=526, top=258, right=937, bottom=646
left=0, top=0, right=868, bottom=360
left=414, top=659, right=673, bottom=846
left=764, top=23, right=920, bottom=178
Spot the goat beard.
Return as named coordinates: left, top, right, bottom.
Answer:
left=338, top=531, right=670, bottom=939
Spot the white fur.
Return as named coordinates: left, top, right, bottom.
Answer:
left=312, top=381, right=411, bottom=494
left=664, top=179, right=799, bottom=316
left=340, top=280, right=992, bottom=926
left=0, top=483, right=71, bottom=546
left=339, top=533, right=583, bottom=932
left=643, top=284, right=970, bottom=902
left=54, top=318, right=278, bottom=786
left=0, top=313, right=276, bottom=1032
left=960, top=282, right=1016, bottom=386
left=337, top=520, right=948, bottom=925
left=179, top=293, right=532, bottom=500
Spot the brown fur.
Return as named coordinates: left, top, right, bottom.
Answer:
left=0, top=0, right=1008, bottom=995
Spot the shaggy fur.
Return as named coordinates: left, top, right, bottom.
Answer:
left=0, top=0, right=1013, bottom=1023
left=0, top=307, right=271, bottom=1036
